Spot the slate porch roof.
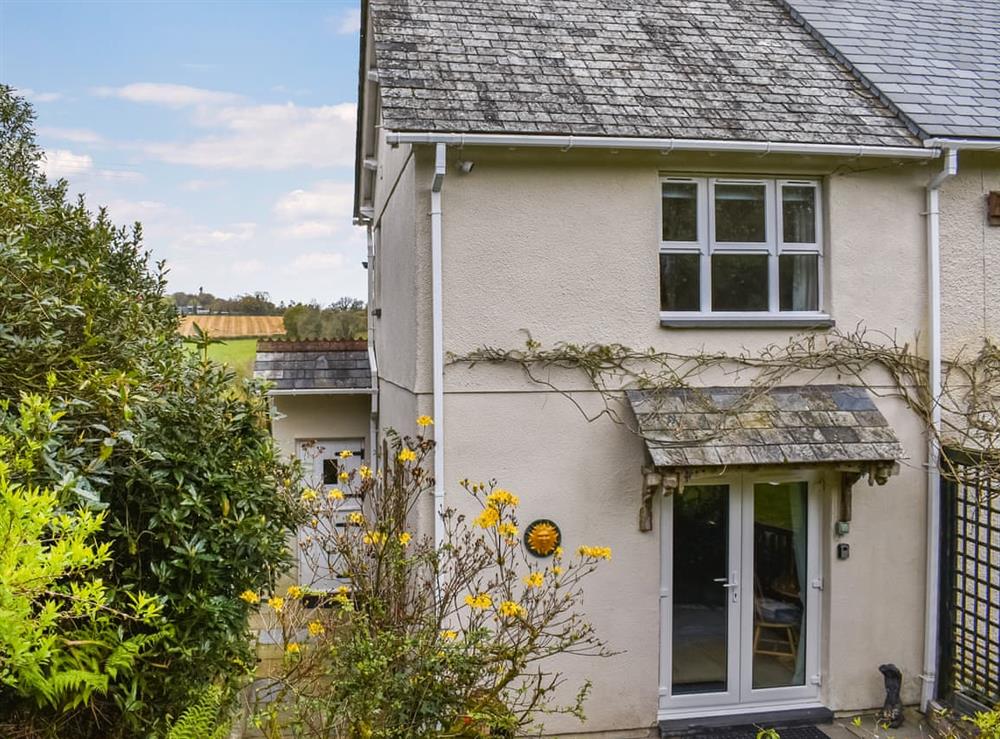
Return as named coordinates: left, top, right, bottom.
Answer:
left=367, top=0, right=919, bottom=147
left=781, top=0, right=1000, bottom=140
left=626, top=385, right=904, bottom=469
left=254, top=340, right=372, bottom=392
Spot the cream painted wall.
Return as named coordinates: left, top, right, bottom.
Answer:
left=271, top=394, right=371, bottom=458
left=372, top=129, right=422, bottom=392
left=940, top=151, right=1000, bottom=357
left=372, top=144, right=992, bottom=732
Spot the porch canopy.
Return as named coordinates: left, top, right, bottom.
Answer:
left=626, top=384, right=904, bottom=477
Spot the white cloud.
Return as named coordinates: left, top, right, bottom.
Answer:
left=19, top=88, right=63, bottom=103
left=140, top=102, right=356, bottom=170
left=179, top=178, right=224, bottom=192
left=177, top=222, right=258, bottom=247
left=329, top=8, right=361, bottom=34
left=273, top=180, right=355, bottom=240
left=102, top=198, right=176, bottom=224
left=232, top=258, right=265, bottom=274
left=38, top=126, right=103, bottom=144
left=94, top=83, right=243, bottom=108
left=42, top=149, right=93, bottom=179
left=284, top=252, right=346, bottom=273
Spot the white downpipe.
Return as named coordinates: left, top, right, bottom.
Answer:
left=387, top=131, right=939, bottom=159
left=921, top=147, right=958, bottom=711
left=367, top=224, right=379, bottom=472
left=430, top=143, right=447, bottom=550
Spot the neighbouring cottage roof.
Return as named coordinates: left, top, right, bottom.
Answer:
left=627, top=385, right=903, bottom=469
left=368, top=0, right=919, bottom=147
left=254, top=340, right=372, bottom=392
left=781, top=0, right=1000, bottom=140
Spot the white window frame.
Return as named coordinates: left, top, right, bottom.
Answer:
left=659, top=175, right=828, bottom=324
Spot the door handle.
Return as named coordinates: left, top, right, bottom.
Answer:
left=713, top=577, right=737, bottom=588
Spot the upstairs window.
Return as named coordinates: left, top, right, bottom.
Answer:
left=660, top=177, right=823, bottom=317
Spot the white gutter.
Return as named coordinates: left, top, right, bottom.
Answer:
left=921, top=147, right=958, bottom=711
left=387, top=132, right=939, bottom=159
left=923, top=137, right=1000, bottom=151
left=430, top=142, right=447, bottom=550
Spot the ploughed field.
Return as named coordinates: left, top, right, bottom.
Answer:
left=178, top=315, right=285, bottom=338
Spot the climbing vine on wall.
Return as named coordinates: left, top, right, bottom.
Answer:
left=450, top=328, right=1000, bottom=487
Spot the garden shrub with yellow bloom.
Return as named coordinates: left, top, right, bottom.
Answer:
left=251, top=423, right=612, bottom=739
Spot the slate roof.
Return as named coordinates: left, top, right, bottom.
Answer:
left=254, top=340, right=372, bottom=392
left=782, top=0, right=1000, bottom=139
left=627, top=385, right=904, bottom=469
left=368, top=0, right=919, bottom=147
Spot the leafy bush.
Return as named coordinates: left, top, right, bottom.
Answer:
left=0, top=396, right=162, bottom=713
left=250, top=423, right=612, bottom=738
left=165, top=686, right=232, bottom=739
left=0, top=85, right=300, bottom=736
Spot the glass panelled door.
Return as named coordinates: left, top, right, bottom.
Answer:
left=660, top=473, right=820, bottom=713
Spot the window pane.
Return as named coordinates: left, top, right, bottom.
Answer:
left=712, top=254, right=768, bottom=311
left=752, top=481, right=809, bottom=689
left=662, top=182, right=698, bottom=241
left=660, top=253, right=700, bottom=311
left=782, top=186, right=817, bottom=243
left=322, top=459, right=340, bottom=486
left=779, top=254, right=819, bottom=311
left=714, top=184, right=766, bottom=243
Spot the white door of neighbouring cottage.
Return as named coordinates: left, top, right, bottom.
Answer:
left=659, top=471, right=823, bottom=718
left=295, top=438, right=364, bottom=592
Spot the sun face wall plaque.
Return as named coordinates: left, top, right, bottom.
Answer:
left=524, top=519, right=561, bottom=557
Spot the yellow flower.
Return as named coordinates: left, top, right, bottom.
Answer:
left=486, top=489, right=519, bottom=508
left=473, top=506, right=500, bottom=529
left=300, top=488, right=318, bottom=502
left=348, top=512, right=365, bottom=525
left=398, top=531, right=412, bottom=546
left=286, top=585, right=303, bottom=599
left=285, top=642, right=300, bottom=655
left=239, top=590, right=259, bottom=604
left=523, top=571, right=544, bottom=588
left=327, top=488, right=345, bottom=500
left=307, top=621, right=325, bottom=637
left=362, top=530, right=387, bottom=546
left=268, top=596, right=285, bottom=613
left=555, top=546, right=564, bottom=559
left=339, top=449, right=353, bottom=459
left=465, top=593, right=492, bottom=610
left=336, top=584, right=351, bottom=594
left=398, top=447, right=416, bottom=463
left=552, top=566, right=563, bottom=575
left=577, top=545, right=612, bottom=560
left=498, top=600, right=526, bottom=619
left=359, top=465, right=372, bottom=479
left=417, top=415, right=434, bottom=427
left=338, top=470, right=349, bottom=482
left=440, top=629, right=458, bottom=640
left=497, top=522, right=518, bottom=539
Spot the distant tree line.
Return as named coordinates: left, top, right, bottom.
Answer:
left=283, top=297, right=367, bottom=340
left=169, top=290, right=366, bottom=340
left=169, top=290, right=283, bottom=315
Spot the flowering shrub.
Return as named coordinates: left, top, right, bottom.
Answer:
left=250, top=424, right=613, bottom=738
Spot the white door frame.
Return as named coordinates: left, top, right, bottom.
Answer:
left=658, top=469, right=824, bottom=717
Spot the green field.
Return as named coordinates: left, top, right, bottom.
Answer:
left=185, top=338, right=258, bottom=381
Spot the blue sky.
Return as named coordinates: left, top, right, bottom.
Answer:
left=0, top=0, right=365, bottom=305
